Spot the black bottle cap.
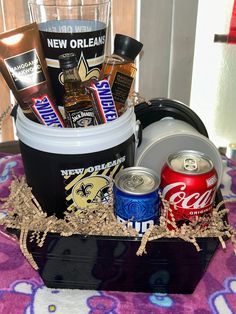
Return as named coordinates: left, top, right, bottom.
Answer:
left=58, top=53, right=78, bottom=69
left=113, top=34, right=143, bottom=61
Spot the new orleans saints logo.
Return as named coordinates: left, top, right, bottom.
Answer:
left=59, top=52, right=100, bottom=85
left=72, top=175, right=110, bottom=209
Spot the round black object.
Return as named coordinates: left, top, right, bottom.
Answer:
left=59, top=52, right=78, bottom=69
left=134, top=98, right=208, bottom=138
left=114, top=34, right=143, bottom=61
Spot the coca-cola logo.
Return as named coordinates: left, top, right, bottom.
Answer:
left=162, top=182, right=216, bottom=209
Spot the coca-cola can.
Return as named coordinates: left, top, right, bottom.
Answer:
left=113, top=166, right=160, bottom=236
left=160, top=150, right=218, bottom=228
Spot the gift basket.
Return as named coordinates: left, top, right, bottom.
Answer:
left=0, top=0, right=235, bottom=294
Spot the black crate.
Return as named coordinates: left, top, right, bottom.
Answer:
left=9, top=189, right=224, bottom=294
left=26, top=232, right=219, bottom=294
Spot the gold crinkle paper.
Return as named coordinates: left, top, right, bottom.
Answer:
left=0, top=176, right=236, bottom=270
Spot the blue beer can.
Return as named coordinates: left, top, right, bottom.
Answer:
left=113, top=166, right=160, bottom=236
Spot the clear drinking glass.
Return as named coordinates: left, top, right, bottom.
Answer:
left=28, top=0, right=111, bottom=105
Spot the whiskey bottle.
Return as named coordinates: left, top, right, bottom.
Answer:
left=99, top=34, right=143, bottom=115
left=58, top=53, right=95, bottom=128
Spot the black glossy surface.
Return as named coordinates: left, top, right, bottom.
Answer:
left=27, top=233, right=219, bottom=293
left=8, top=190, right=224, bottom=293
left=19, top=136, right=135, bottom=218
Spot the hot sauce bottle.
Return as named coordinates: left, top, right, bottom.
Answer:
left=99, top=34, right=143, bottom=115
left=58, top=53, right=96, bottom=128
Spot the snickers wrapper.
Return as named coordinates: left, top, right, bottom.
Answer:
left=31, top=94, right=65, bottom=128
left=89, top=79, right=118, bottom=124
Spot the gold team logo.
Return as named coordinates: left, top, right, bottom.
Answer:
left=63, top=157, right=125, bottom=211
left=59, top=52, right=100, bottom=85
left=71, top=175, right=110, bottom=209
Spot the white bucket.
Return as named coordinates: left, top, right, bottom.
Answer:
left=16, top=107, right=138, bottom=217
left=135, top=118, right=223, bottom=187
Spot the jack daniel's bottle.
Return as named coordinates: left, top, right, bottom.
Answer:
left=59, top=53, right=95, bottom=128
left=99, top=34, right=143, bottom=115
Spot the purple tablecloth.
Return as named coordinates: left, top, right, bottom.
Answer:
left=0, top=153, right=235, bottom=314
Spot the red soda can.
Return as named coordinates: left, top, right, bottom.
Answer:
left=160, top=150, right=218, bottom=227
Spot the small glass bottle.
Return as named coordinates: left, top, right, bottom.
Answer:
left=99, top=34, right=143, bottom=115
left=58, top=53, right=95, bottom=128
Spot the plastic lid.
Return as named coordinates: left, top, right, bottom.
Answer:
left=16, top=106, right=137, bottom=155
left=113, top=34, right=143, bottom=61
left=134, top=98, right=209, bottom=137
left=58, top=53, right=78, bottom=69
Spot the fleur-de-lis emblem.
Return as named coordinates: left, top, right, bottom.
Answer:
left=77, top=52, right=100, bottom=81
left=76, top=183, right=93, bottom=198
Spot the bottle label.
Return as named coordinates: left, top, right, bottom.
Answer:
left=4, top=49, right=46, bottom=91
left=67, top=107, right=96, bottom=127
left=111, top=72, right=134, bottom=104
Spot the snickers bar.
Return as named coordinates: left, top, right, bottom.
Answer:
left=31, top=94, right=65, bottom=127
left=90, top=80, right=118, bottom=124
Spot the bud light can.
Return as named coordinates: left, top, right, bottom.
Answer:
left=160, top=150, right=218, bottom=228
left=113, top=166, right=160, bottom=236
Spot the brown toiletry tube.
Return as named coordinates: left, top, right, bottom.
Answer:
left=0, top=22, right=64, bottom=126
